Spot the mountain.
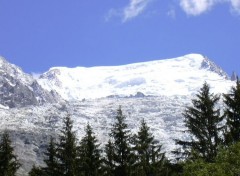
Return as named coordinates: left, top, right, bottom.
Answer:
left=0, top=54, right=235, bottom=175
left=0, top=56, right=62, bottom=108
left=38, top=54, right=231, bottom=101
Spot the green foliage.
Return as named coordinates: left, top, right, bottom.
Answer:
left=103, top=140, right=115, bottom=176
left=183, top=159, right=223, bottom=176
left=42, top=137, right=60, bottom=176
left=133, top=119, right=166, bottom=176
left=57, top=115, right=78, bottom=176
left=215, top=142, right=240, bottom=175
left=183, top=142, right=240, bottom=176
left=176, top=82, right=223, bottom=162
left=224, top=78, right=240, bottom=145
left=28, top=165, right=44, bottom=176
left=109, top=106, right=134, bottom=176
left=77, top=123, right=102, bottom=176
left=0, top=131, right=21, bottom=176
left=165, top=162, right=183, bottom=176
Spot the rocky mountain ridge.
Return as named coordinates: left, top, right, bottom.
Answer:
left=0, top=56, right=62, bottom=108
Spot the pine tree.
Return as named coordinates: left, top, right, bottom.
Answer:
left=224, top=78, right=240, bottom=145
left=0, top=131, right=21, bottom=176
left=42, top=137, right=60, bottom=176
left=109, top=106, right=134, bottom=176
left=176, top=82, right=223, bottom=162
left=28, top=165, right=44, bottom=176
left=57, top=115, right=77, bottom=176
left=134, top=119, right=166, bottom=176
left=103, top=140, right=115, bottom=176
left=77, top=123, right=102, bottom=176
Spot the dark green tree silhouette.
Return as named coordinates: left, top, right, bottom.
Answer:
left=176, top=82, right=223, bottom=162
left=224, top=78, right=240, bottom=145
left=77, top=123, right=102, bottom=176
left=134, top=119, right=166, bottom=176
left=109, top=106, right=134, bottom=176
left=0, top=131, right=21, bottom=176
left=28, top=165, right=44, bottom=176
left=42, top=137, right=60, bottom=176
left=103, top=140, right=115, bottom=176
left=57, top=115, right=77, bottom=176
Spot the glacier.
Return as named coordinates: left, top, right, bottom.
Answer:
left=38, top=54, right=231, bottom=100
left=0, top=54, right=235, bottom=175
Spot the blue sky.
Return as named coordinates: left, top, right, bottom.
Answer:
left=0, top=0, right=239, bottom=76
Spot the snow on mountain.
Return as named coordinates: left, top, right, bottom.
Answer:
left=38, top=54, right=233, bottom=101
left=0, top=56, right=62, bottom=108
left=0, top=96, right=189, bottom=175
left=0, top=54, right=236, bottom=175
left=0, top=56, right=33, bottom=85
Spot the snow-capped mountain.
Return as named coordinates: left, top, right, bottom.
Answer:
left=0, top=56, right=62, bottom=108
left=38, top=54, right=232, bottom=101
left=0, top=54, right=235, bottom=175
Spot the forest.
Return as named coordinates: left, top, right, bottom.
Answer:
left=0, top=79, right=240, bottom=176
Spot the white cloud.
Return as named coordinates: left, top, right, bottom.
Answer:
left=106, top=0, right=240, bottom=21
left=105, top=0, right=151, bottom=22
left=180, top=0, right=215, bottom=16
left=231, top=0, right=240, bottom=13
left=123, top=0, right=151, bottom=22
left=179, top=0, right=240, bottom=16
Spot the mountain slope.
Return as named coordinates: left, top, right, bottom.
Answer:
left=0, top=56, right=61, bottom=108
left=0, top=54, right=235, bottom=175
left=38, top=54, right=232, bottom=101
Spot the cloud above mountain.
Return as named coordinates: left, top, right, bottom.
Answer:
left=180, top=0, right=240, bottom=16
left=106, top=0, right=240, bottom=22
left=105, top=0, right=151, bottom=22
left=179, top=0, right=215, bottom=16
left=123, top=0, right=151, bottom=21
left=231, top=0, right=240, bottom=13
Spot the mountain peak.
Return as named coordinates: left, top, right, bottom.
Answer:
left=0, top=56, right=62, bottom=108
left=174, top=54, right=228, bottom=79
left=38, top=54, right=233, bottom=101
left=0, top=56, right=33, bottom=85
left=200, top=55, right=228, bottom=79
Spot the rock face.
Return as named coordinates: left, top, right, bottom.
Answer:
left=200, top=56, right=229, bottom=79
left=0, top=56, right=61, bottom=108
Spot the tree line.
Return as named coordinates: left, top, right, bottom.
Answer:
left=28, top=107, right=170, bottom=176
left=0, top=79, right=240, bottom=176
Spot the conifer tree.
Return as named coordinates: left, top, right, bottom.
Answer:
left=77, top=123, right=102, bottom=176
left=109, top=106, right=134, bottom=176
left=57, top=115, right=77, bottom=176
left=134, top=119, right=166, bottom=176
left=0, top=131, right=21, bottom=176
left=28, top=165, right=44, bottom=176
left=103, top=140, right=115, bottom=176
left=176, top=82, right=223, bottom=162
left=42, top=137, right=60, bottom=176
left=224, top=78, right=240, bottom=145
